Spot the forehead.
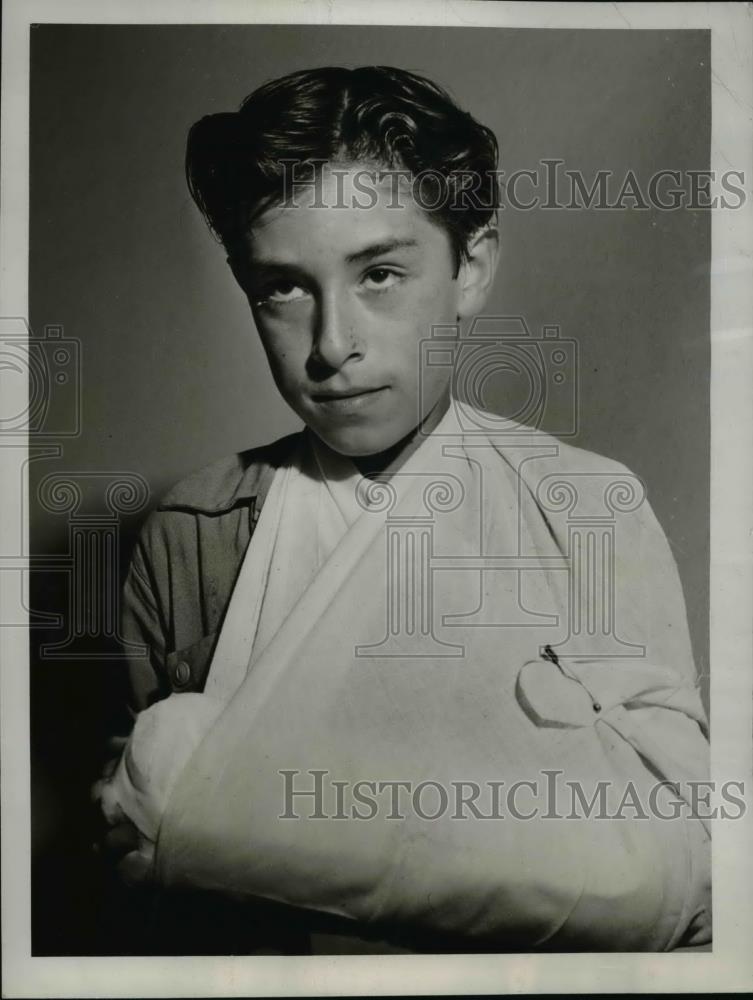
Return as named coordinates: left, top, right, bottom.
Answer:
left=245, top=161, right=450, bottom=263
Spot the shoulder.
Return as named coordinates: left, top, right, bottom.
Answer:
left=130, top=430, right=302, bottom=573
left=486, top=420, right=661, bottom=534
left=156, top=431, right=303, bottom=514
left=487, top=420, right=636, bottom=482
left=494, top=420, right=678, bottom=574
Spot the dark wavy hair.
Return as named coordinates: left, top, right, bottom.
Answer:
left=186, top=66, right=500, bottom=274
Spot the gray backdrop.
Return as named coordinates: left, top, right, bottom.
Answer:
left=28, top=24, right=709, bottom=953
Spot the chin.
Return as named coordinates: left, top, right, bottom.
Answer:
left=314, top=423, right=402, bottom=459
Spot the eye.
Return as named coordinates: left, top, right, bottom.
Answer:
left=361, top=267, right=402, bottom=292
left=255, top=280, right=309, bottom=306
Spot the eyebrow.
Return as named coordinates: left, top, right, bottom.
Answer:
left=344, top=238, right=419, bottom=264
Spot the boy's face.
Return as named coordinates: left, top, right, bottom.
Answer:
left=233, top=162, right=495, bottom=459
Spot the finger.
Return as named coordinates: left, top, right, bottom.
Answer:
left=91, top=776, right=120, bottom=803
left=106, top=735, right=129, bottom=755
left=91, top=778, right=106, bottom=804
left=91, top=778, right=127, bottom=827
left=101, top=755, right=121, bottom=780
left=117, top=846, right=155, bottom=887
left=102, top=821, right=140, bottom=859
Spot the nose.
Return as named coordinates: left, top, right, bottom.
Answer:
left=309, top=290, right=363, bottom=373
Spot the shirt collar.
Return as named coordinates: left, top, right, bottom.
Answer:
left=156, top=432, right=302, bottom=515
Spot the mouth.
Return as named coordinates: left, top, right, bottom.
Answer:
left=311, top=386, right=389, bottom=414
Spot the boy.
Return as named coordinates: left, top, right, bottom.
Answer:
left=97, top=66, right=711, bottom=952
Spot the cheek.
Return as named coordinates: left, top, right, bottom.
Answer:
left=388, top=278, right=458, bottom=366
left=403, top=268, right=459, bottom=328
left=255, top=320, right=306, bottom=388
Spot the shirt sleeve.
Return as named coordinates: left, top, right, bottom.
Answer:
left=120, top=525, right=169, bottom=712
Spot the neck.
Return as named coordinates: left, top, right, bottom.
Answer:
left=352, top=388, right=452, bottom=479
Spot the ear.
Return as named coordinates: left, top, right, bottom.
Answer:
left=456, top=226, right=500, bottom=320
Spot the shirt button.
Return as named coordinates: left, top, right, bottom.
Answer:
left=174, top=660, right=191, bottom=686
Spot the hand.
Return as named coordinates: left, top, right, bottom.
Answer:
left=98, top=818, right=156, bottom=887
left=92, top=694, right=222, bottom=885
left=92, top=737, right=156, bottom=887
left=91, top=734, right=130, bottom=827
